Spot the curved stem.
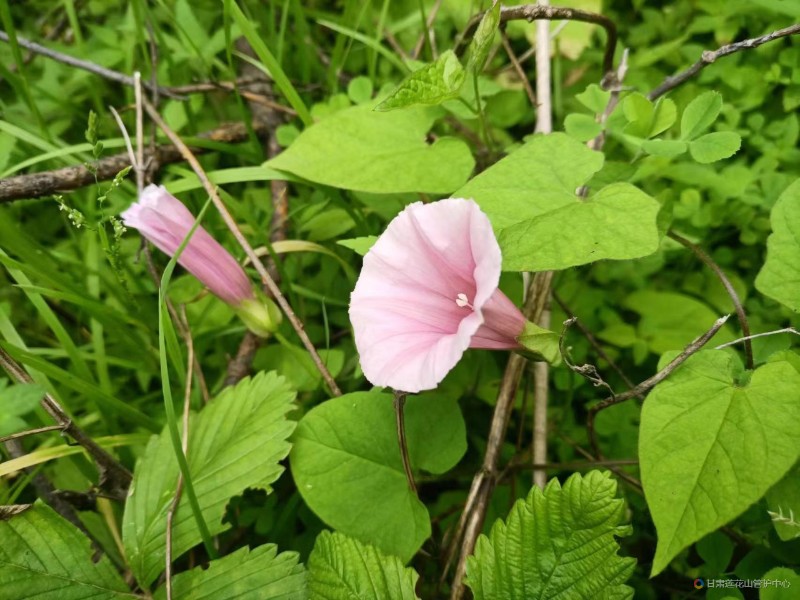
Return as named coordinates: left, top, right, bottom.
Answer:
left=393, top=392, right=416, bottom=494
left=668, top=231, right=753, bottom=369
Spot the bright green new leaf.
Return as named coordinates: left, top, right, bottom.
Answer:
left=680, top=91, right=723, bottom=140
left=0, top=503, right=130, bottom=599
left=466, top=0, right=501, bottom=74
left=267, top=105, right=474, bottom=194
left=153, top=545, right=307, bottom=600
left=755, top=179, right=800, bottom=311
left=766, top=463, right=800, bottom=541
left=499, top=183, right=661, bottom=271
left=564, top=113, right=602, bottom=142
left=337, top=235, right=378, bottom=255
left=455, top=133, right=660, bottom=271
left=308, top=531, right=419, bottom=600
left=465, top=471, right=636, bottom=599
left=651, top=98, right=678, bottom=136
left=575, top=83, right=611, bottom=113
left=122, top=372, right=297, bottom=588
left=290, top=391, right=466, bottom=562
left=640, top=351, right=800, bottom=575
left=689, top=131, right=742, bottom=163
left=376, top=50, right=465, bottom=111
left=641, top=139, right=688, bottom=158
left=623, top=92, right=655, bottom=138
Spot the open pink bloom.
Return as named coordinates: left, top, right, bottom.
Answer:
left=121, top=184, right=254, bottom=306
left=349, top=198, right=526, bottom=393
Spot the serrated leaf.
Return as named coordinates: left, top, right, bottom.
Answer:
left=337, top=235, right=378, bottom=255
left=466, top=0, right=501, bottom=74
left=465, top=471, right=636, bottom=599
left=689, top=131, right=742, bottom=163
left=576, top=83, right=611, bottom=113
left=564, top=113, right=602, bottom=142
left=267, top=105, right=474, bottom=194
left=0, top=503, right=130, bottom=599
left=290, top=391, right=466, bottom=561
left=376, top=50, right=465, bottom=111
left=308, top=531, right=419, bottom=600
left=680, top=91, right=723, bottom=140
left=498, top=182, right=661, bottom=271
left=641, top=139, right=688, bottom=158
left=153, top=545, right=307, bottom=600
left=640, top=351, right=800, bottom=575
left=756, top=179, right=800, bottom=311
left=122, top=372, right=297, bottom=587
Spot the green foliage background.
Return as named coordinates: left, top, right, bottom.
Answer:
left=0, top=0, right=799, bottom=598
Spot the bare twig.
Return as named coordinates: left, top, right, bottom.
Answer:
left=716, top=327, right=799, bottom=350
left=648, top=23, right=800, bottom=100
left=500, top=29, right=536, bottom=108
left=166, top=80, right=297, bottom=117
left=0, top=30, right=184, bottom=99
left=587, top=315, right=730, bottom=457
left=457, top=4, right=618, bottom=78
left=0, top=121, right=269, bottom=202
left=0, top=424, right=66, bottom=445
left=412, top=0, right=441, bottom=60
left=142, top=100, right=342, bottom=397
left=587, top=47, right=629, bottom=153
left=393, top=391, right=417, bottom=494
left=558, top=317, right=616, bottom=398
left=668, top=231, right=753, bottom=369
left=0, top=347, right=132, bottom=500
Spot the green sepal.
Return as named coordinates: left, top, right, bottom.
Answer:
left=235, top=291, right=283, bottom=338
left=516, top=321, right=562, bottom=366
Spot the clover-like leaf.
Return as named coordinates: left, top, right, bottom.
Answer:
left=680, top=91, right=722, bottom=140
left=689, top=131, right=742, bottom=163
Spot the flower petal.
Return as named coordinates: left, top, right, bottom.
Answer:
left=350, top=198, right=503, bottom=392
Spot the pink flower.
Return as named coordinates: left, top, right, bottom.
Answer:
left=122, top=185, right=281, bottom=336
left=349, top=198, right=526, bottom=393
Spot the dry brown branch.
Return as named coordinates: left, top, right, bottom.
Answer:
left=0, top=30, right=184, bottom=99
left=0, top=424, right=66, bottom=445
left=0, top=121, right=268, bottom=203
left=716, top=327, right=799, bottom=350
left=587, top=314, right=730, bottom=458
left=500, top=30, right=536, bottom=108
left=668, top=231, right=753, bottom=369
left=457, top=4, right=618, bottom=78
left=142, top=100, right=342, bottom=397
left=0, top=347, right=132, bottom=500
left=648, top=23, right=800, bottom=100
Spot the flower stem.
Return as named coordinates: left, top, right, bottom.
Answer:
left=393, top=391, right=417, bottom=494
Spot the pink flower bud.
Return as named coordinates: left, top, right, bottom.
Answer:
left=349, top=198, right=527, bottom=393
left=122, top=184, right=255, bottom=306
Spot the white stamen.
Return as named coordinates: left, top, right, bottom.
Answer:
left=455, top=292, right=472, bottom=308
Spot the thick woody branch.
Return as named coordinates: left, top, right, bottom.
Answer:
left=0, top=121, right=268, bottom=203
left=458, top=4, right=618, bottom=77
left=648, top=23, right=800, bottom=100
